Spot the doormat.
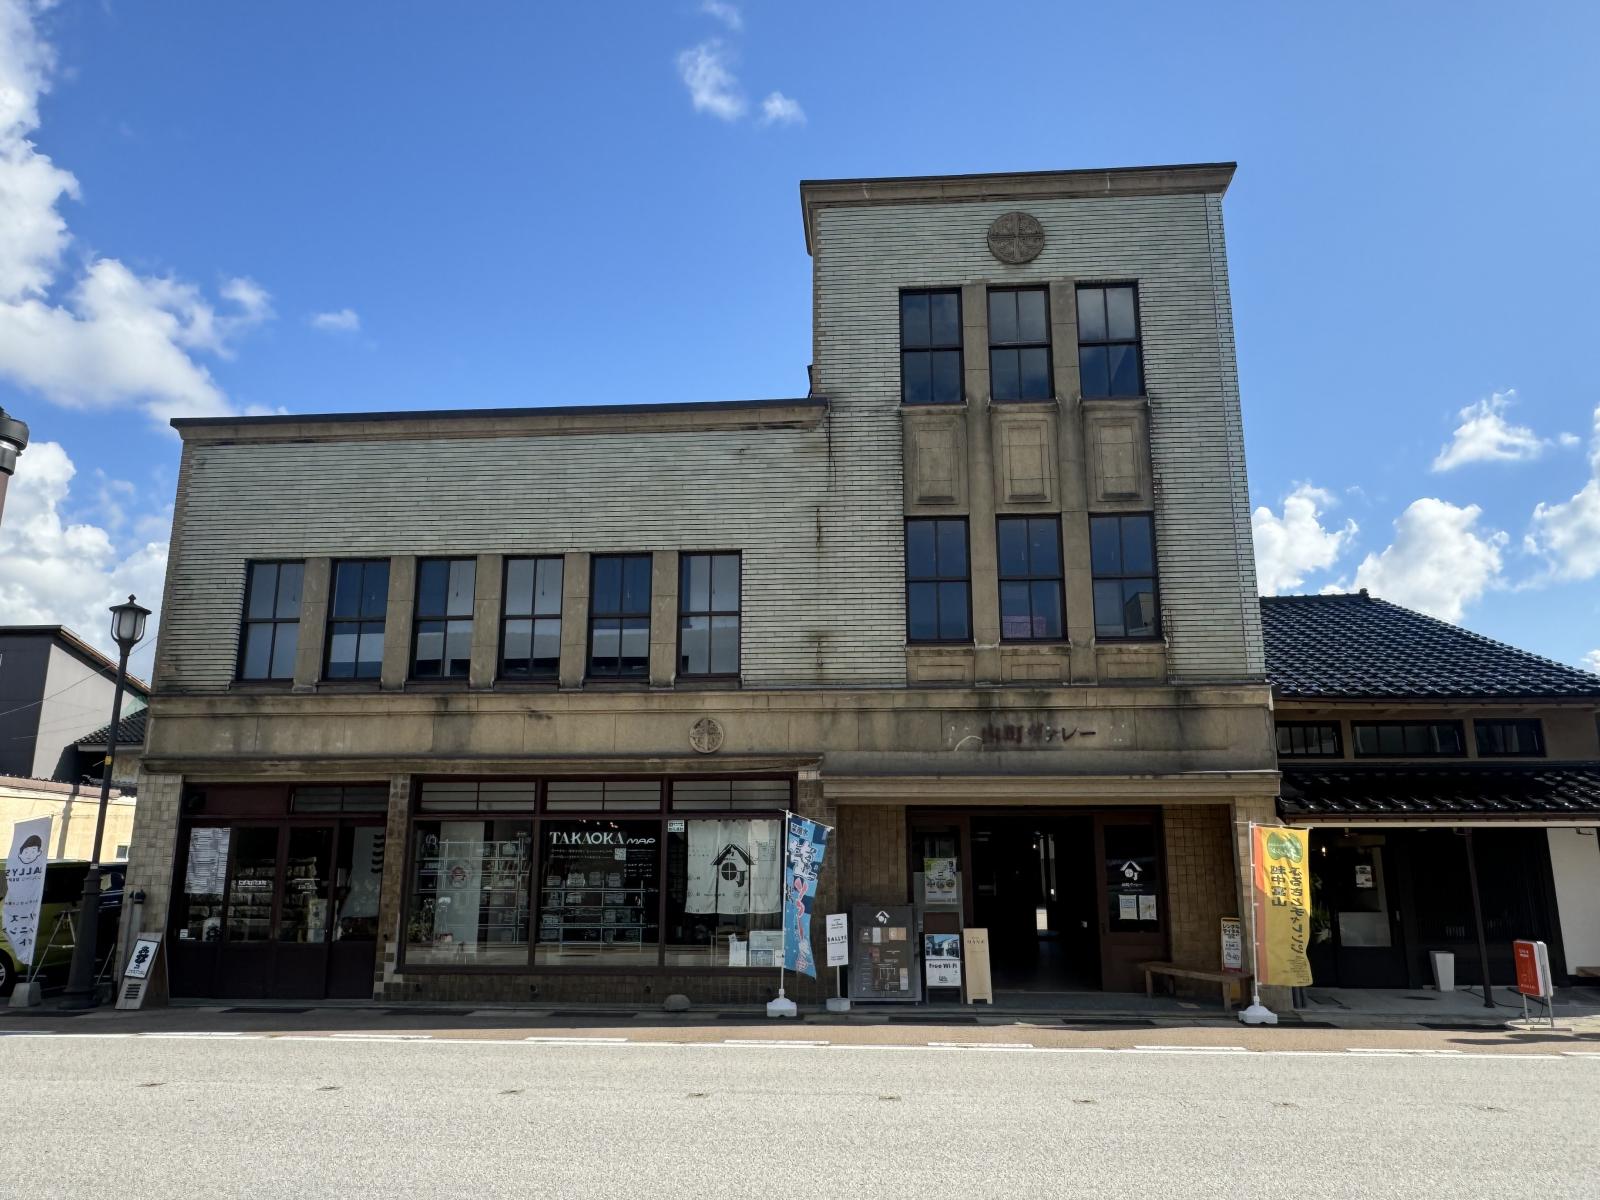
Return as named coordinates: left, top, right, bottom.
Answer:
left=221, top=1006, right=312, bottom=1015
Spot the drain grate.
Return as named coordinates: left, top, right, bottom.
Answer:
left=221, top=1006, right=311, bottom=1015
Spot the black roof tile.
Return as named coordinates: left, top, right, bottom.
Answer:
left=1279, top=764, right=1600, bottom=819
left=1261, top=592, right=1600, bottom=700
left=75, top=709, right=146, bottom=748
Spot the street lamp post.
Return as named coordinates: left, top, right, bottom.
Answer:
left=0, top=405, right=28, bottom=529
left=60, top=595, right=151, bottom=1010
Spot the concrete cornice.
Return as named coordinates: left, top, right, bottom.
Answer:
left=823, top=770, right=1280, bottom=803
left=171, top=397, right=830, bottom=446
left=799, top=162, right=1237, bottom=254
left=140, top=753, right=822, bottom=780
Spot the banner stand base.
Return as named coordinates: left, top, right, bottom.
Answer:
left=767, top=995, right=799, bottom=1019
left=1239, top=1002, right=1278, bottom=1026
left=825, top=996, right=851, bottom=1013
left=8, top=981, right=41, bottom=1008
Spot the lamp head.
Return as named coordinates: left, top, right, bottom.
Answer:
left=109, top=594, right=151, bottom=652
left=0, top=407, right=27, bottom=477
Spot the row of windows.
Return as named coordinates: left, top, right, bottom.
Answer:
left=900, top=283, right=1144, bottom=405
left=239, top=553, right=741, bottom=684
left=906, top=514, right=1159, bottom=644
left=1275, top=719, right=1547, bottom=760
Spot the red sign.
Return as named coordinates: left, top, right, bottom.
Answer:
left=1513, top=939, right=1551, bottom=998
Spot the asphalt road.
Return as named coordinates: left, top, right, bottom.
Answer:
left=5, top=1034, right=1598, bottom=1199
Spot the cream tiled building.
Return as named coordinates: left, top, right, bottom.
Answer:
left=123, top=163, right=1279, bottom=1005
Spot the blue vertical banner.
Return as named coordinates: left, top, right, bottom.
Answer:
left=783, top=814, right=832, bottom=977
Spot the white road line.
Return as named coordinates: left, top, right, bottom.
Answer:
left=928, top=1041, right=1035, bottom=1049
left=1133, top=1044, right=1248, bottom=1053
left=523, top=1035, right=629, bottom=1043
left=329, top=1033, right=433, bottom=1041
left=722, top=1038, right=830, bottom=1046
left=140, top=1032, right=262, bottom=1039
left=1347, top=1048, right=1463, bottom=1055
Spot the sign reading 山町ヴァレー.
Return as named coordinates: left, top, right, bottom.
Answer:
left=3, top=816, right=53, bottom=968
left=1252, top=827, right=1313, bottom=987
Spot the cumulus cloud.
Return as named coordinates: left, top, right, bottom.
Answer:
left=676, top=40, right=745, bottom=121
left=700, top=0, right=742, bottom=30
left=1251, top=483, right=1357, bottom=594
left=1583, top=649, right=1600, bottom=675
left=1350, top=498, right=1507, bottom=623
left=0, top=0, right=270, bottom=425
left=1432, top=389, right=1556, bottom=471
left=760, top=91, right=805, bottom=126
left=0, top=440, right=168, bottom=658
left=1526, top=403, right=1600, bottom=582
left=309, top=307, right=360, bottom=333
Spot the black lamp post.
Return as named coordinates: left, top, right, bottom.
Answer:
left=60, top=595, right=150, bottom=1010
left=0, top=405, right=28, bottom=530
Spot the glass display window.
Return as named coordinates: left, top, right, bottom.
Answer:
left=665, top=818, right=782, bottom=968
left=176, top=826, right=231, bottom=944
left=278, top=827, right=334, bottom=943
left=535, top=820, right=660, bottom=967
left=225, top=827, right=280, bottom=943
left=406, top=820, right=532, bottom=966
left=334, top=827, right=386, bottom=941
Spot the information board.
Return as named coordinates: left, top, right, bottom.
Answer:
left=825, top=913, right=849, bottom=968
left=962, top=929, right=993, bottom=1004
left=847, top=903, right=920, bottom=1002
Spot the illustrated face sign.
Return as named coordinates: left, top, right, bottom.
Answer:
left=16, top=835, right=42, bottom=866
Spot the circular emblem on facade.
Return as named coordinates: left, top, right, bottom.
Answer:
left=986, top=211, right=1045, bottom=264
left=689, top=717, right=725, bottom=755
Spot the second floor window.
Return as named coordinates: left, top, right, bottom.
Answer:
left=326, top=559, right=389, bottom=680
left=1276, top=721, right=1342, bottom=758
left=1090, top=514, right=1159, bottom=639
left=589, top=554, right=651, bottom=679
left=997, top=516, right=1063, bottom=641
left=905, top=518, right=970, bottom=643
left=501, top=556, right=563, bottom=679
left=900, top=288, right=963, bottom=405
left=1077, top=283, right=1143, bottom=398
left=239, top=560, right=304, bottom=680
left=1353, top=721, right=1466, bottom=757
left=413, top=558, right=476, bottom=678
left=679, top=553, right=741, bottom=677
left=988, top=287, right=1051, bottom=401
left=1475, top=719, right=1545, bottom=757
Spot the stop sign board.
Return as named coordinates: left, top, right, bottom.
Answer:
left=1513, top=939, right=1553, bottom=999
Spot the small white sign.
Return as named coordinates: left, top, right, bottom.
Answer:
left=124, top=935, right=162, bottom=981
left=1354, top=864, right=1374, bottom=889
left=1117, top=894, right=1138, bottom=921
left=1220, top=917, right=1245, bottom=973
left=825, top=913, right=849, bottom=968
left=1138, top=894, right=1157, bottom=922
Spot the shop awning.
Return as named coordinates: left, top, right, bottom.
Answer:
left=1279, top=763, right=1600, bottom=822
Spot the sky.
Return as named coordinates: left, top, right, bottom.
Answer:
left=0, top=0, right=1596, bottom=677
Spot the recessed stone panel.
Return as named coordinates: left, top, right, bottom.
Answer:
left=902, top=410, right=967, bottom=509
left=1085, top=404, right=1152, bottom=506
left=992, top=410, right=1058, bottom=507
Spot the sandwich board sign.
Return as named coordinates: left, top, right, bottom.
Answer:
left=115, top=933, right=167, bottom=1010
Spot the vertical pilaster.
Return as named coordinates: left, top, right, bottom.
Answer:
left=962, top=282, right=1002, bottom=684
left=1051, top=280, right=1097, bottom=684
left=373, top=774, right=413, bottom=1000
left=116, top=770, right=182, bottom=981
left=558, top=551, right=590, bottom=689
left=649, top=550, right=679, bottom=688
left=380, top=556, right=416, bottom=690
left=469, top=553, right=502, bottom=689
left=293, top=558, right=331, bottom=689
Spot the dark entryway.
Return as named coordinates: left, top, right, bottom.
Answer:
left=971, top=815, right=1100, bottom=990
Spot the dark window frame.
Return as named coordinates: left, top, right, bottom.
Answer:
left=411, top=557, right=477, bottom=680
left=1351, top=720, right=1468, bottom=758
left=324, top=558, right=391, bottom=681
left=1275, top=721, right=1344, bottom=759
left=899, top=287, right=965, bottom=406
left=499, top=555, right=565, bottom=682
left=676, top=551, right=742, bottom=680
left=1089, top=513, right=1162, bottom=642
left=1076, top=282, right=1145, bottom=399
left=904, top=517, right=972, bottom=645
left=987, top=285, right=1053, bottom=403
left=587, top=553, right=653, bottom=680
left=237, top=559, right=305, bottom=681
left=1474, top=718, right=1546, bottom=758
left=996, top=515, right=1066, bottom=644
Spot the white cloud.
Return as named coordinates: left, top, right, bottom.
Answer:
left=700, top=0, right=742, bottom=30
left=1350, top=497, right=1506, bottom=623
left=1432, top=389, right=1552, bottom=471
left=1583, top=649, right=1600, bottom=675
left=0, top=0, right=270, bottom=426
left=1251, top=483, right=1357, bottom=594
left=676, top=40, right=745, bottom=121
left=0, top=440, right=167, bottom=659
left=310, top=307, right=360, bottom=333
left=760, top=91, right=805, bottom=126
left=1527, top=403, right=1600, bottom=582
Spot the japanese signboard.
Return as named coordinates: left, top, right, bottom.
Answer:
left=1513, top=939, right=1553, bottom=999
left=962, top=928, right=993, bottom=1004
left=922, top=857, right=959, bottom=906
left=782, top=815, right=831, bottom=978
left=3, top=816, right=52, bottom=968
left=825, top=913, right=849, bottom=968
left=847, top=903, right=920, bottom=1002
left=1251, top=826, right=1313, bottom=987
left=1220, top=917, right=1245, bottom=973
left=124, top=934, right=162, bottom=980
left=924, top=933, right=962, bottom=989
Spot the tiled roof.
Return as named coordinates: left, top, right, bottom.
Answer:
left=75, top=709, right=147, bottom=748
left=1279, top=764, right=1600, bottom=820
left=1261, top=592, right=1600, bottom=700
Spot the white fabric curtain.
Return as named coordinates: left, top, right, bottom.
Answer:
left=684, top=819, right=781, bottom=915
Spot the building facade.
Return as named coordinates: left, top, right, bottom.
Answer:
left=122, top=163, right=1279, bottom=1005
left=1265, top=593, right=1600, bottom=989
left=0, top=626, right=149, bottom=782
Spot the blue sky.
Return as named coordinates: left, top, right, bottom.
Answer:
left=0, top=0, right=1596, bottom=673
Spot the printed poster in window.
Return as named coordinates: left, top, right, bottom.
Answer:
left=923, top=857, right=959, bottom=906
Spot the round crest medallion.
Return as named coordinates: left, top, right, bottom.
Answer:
left=689, top=717, right=725, bottom=755
left=986, top=211, right=1045, bottom=264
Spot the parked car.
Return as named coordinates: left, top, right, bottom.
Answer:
left=0, top=860, right=126, bottom=996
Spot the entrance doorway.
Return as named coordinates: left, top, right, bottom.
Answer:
left=971, top=815, right=1099, bottom=990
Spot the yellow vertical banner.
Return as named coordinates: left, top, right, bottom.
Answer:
left=1252, top=826, right=1313, bottom=987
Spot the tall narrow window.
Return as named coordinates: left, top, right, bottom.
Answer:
left=996, top=517, right=1064, bottom=641
left=905, top=519, right=970, bottom=643
left=501, top=556, right=563, bottom=679
left=326, top=559, right=389, bottom=679
left=988, top=287, right=1052, bottom=401
left=589, top=554, right=651, bottom=679
left=413, top=558, right=476, bottom=678
left=679, top=553, right=740, bottom=678
left=900, top=288, right=963, bottom=405
left=238, top=560, right=304, bottom=680
left=1090, top=515, right=1159, bottom=639
left=1077, top=284, right=1143, bottom=398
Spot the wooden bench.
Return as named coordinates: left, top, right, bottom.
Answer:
left=1140, top=961, right=1252, bottom=1012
